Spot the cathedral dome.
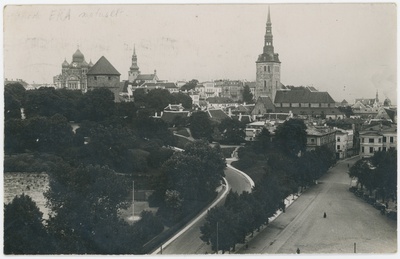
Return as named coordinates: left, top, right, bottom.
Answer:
left=72, top=49, right=85, bottom=63
left=62, top=59, right=69, bottom=68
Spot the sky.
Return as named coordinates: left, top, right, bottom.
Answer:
left=2, top=2, right=397, bottom=104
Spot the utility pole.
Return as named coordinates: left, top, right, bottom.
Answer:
left=132, top=180, right=135, bottom=218
left=216, top=221, right=219, bottom=254
left=354, top=242, right=356, bottom=253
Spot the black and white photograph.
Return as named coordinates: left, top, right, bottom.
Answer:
left=2, top=1, right=397, bottom=256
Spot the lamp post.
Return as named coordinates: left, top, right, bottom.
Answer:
left=132, top=180, right=135, bottom=217
left=216, top=221, right=219, bottom=254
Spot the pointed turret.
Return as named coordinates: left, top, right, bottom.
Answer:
left=62, top=58, right=69, bottom=68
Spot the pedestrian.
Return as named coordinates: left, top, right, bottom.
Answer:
left=296, top=248, right=300, bottom=254
left=323, top=212, right=327, bottom=218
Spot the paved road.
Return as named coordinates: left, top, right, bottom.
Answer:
left=238, top=156, right=397, bottom=254
left=157, top=163, right=253, bottom=254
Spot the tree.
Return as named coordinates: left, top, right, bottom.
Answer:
left=180, top=79, right=198, bottom=91
left=5, top=83, right=26, bottom=120
left=45, top=164, right=134, bottom=253
left=154, top=140, right=225, bottom=222
left=253, top=128, right=272, bottom=154
left=24, top=88, right=82, bottom=121
left=242, top=85, right=253, bottom=104
left=274, top=118, right=307, bottom=157
left=145, top=89, right=175, bottom=112
left=338, top=106, right=354, bottom=118
left=77, top=88, right=115, bottom=122
left=218, top=118, right=245, bottom=144
left=172, top=92, right=193, bottom=109
left=190, top=111, right=213, bottom=140
left=4, top=194, right=54, bottom=254
left=200, top=206, right=239, bottom=253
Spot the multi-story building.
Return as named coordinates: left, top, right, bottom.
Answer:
left=306, top=126, right=336, bottom=154
left=335, top=128, right=354, bottom=159
left=274, top=86, right=342, bottom=119
left=216, top=80, right=244, bottom=102
left=359, top=123, right=397, bottom=158
left=255, top=7, right=281, bottom=100
left=53, top=48, right=93, bottom=92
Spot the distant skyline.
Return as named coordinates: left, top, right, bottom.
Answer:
left=3, top=3, right=397, bottom=104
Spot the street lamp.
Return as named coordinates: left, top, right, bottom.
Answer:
left=216, top=221, right=219, bottom=254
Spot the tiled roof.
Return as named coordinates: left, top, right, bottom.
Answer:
left=207, top=97, right=234, bottom=103
left=136, top=74, right=157, bottom=80
left=257, top=96, right=275, bottom=110
left=274, top=87, right=335, bottom=103
left=161, top=111, right=190, bottom=123
left=274, top=106, right=343, bottom=116
left=257, top=53, right=280, bottom=63
left=87, top=56, right=120, bottom=75
left=207, top=109, right=230, bottom=122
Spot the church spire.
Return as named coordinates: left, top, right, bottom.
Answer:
left=263, top=6, right=274, bottom=55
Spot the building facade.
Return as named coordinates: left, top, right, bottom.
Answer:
left=255, top=7, right=281, bottom=100
left=53, top=48, right=93, bottom=92
left=335, top=128, right=354, bottom=159
left=359, top=124, right=397, bottom=158
left=306, top=126, right=336, bottom=154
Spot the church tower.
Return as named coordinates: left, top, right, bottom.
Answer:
left=128, top=45, right=140, bottom=83
left=255, top=7, right=281, bottom=101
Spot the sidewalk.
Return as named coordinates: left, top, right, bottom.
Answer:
left=234, top=192, right=303, bottom=253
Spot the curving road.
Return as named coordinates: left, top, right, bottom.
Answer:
left=238, top=156, right=397, bottom=254
left=155, top=154, right=253, bottom=254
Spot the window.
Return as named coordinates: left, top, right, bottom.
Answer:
left=378, top=138, right=381, bottom=143
left=108, top=76, right=112, bottom=80
left=311, top=138, right=315, bottom=143
left=337, top=145, right=340, bottom=150
left=383, top=137, right=387, bottom=143
left=369, top=147, right=374, bottom=153
left=390, top=137, right=394, bottom=143
left=362, top=147, right=364, bottom=153
left=337, top=137, right=340, bottom=142
left=268, top=66, right=270, bottom=73
left=264, top=81, right=266, bottom=89
left=94, top=76, right=97, bottom=80
left=264, top=66, right=266, bottom=72
left=369, top=138, right=374, bottom=143
left=378, top=147, right=381, bottom=151
left=383, top=147, right=387, bottom=151
left=362, top=138, right=364, bottom=143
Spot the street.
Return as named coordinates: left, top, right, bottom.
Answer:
left=238, top=156, right=397, bottom=254
left=155, top=162, right=253, bottom=254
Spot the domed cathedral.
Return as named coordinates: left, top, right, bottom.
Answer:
left=53, top=47, right=93, bottom=92
left=255, top=7, right=281, bottom=101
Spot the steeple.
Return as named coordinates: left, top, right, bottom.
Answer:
left=263, top=6, right=274, bottom=55
left=129, top=45, right=140, bottom=82
left=130, top=45, right=139, bottom=71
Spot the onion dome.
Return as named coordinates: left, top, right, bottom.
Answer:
left=62, top=59, right=69, bottom=68
left=81, top=60, right=89, bottom=67
left=72, top=49, right=85, bottom=63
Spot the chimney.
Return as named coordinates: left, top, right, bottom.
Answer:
left=239, top=113, right=242, bottom=121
